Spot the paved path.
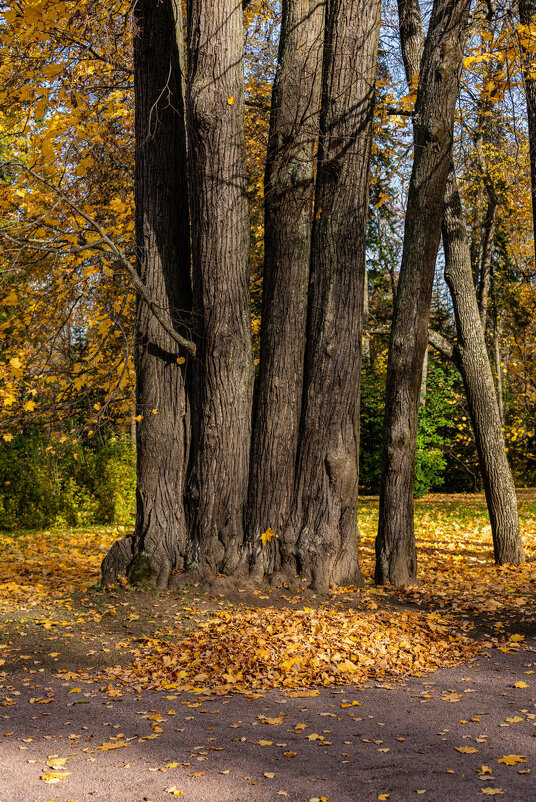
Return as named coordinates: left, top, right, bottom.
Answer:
left=1, top=640, right=536, bottom=802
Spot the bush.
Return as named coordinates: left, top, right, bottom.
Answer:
left=0, top=429, right=135, bottom=530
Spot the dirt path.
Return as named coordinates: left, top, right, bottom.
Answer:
left=1, top=638, right=535, bottom=802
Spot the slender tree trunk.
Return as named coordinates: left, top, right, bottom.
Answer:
left=419, top=347, right=428, bottom=407
left=477, top=193, right=497, bottom=331
left=493, top=309, right=505, bottom=426
left=247, top=0, right=325, bottom=579
left=102, top=0, right=192, bottom=588
left=186, top=0, right=253, bottom=578
left=442, top=172, right=524, bottom=564
left=518, top=0, right=536, bottom=266
left=375, top=0, right=470, bottom=586
left=363, top=265, right=371, bottom=364
left=280, top=0, right=380, bottom=592
left=391, top=0, right=524, bottom=568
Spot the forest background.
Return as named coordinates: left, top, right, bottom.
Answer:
left=0, top=0, right=534, bottom=534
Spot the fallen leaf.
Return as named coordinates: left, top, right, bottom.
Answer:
left=40, top=771, right=71, bottom=784
left=481, top=790, right=503, bottom=796
left=497, top=755, right=527, bottom=766
left=455, top=746, right=479, bottom=754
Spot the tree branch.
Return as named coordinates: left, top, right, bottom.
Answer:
left=368, top=325, right=457, bottom=361
left=1, top=159, right=197, bottom=356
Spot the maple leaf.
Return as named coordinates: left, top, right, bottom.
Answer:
left=481, top=790, right=503, bottom=796
left=512, top=681, right=529, bottom=688
left=497, top=755, right=527, bottom=765
left=260, top=527, right=277, bottom=545
left=455, top=746, right=479, bottom=754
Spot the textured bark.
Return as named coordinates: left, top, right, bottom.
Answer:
left=493, top=312, right=505, bottom=426
left=442, top=173, right=524, bottom=564
left=247, top=0, right=325, bottom=578
left=282, top=0, right=380, bottom=592
left=375, top=0, right=470, bottom=586
left=519, top=0, right=536, bottom=265
left=102, top=0, right=192, bottom=589
left=397, top=0, right=425, bottom=88
left=186, top=0, right=253, bottom=578
left=477, top=193, right=497, bottom=331
left=386, top=0, right=524, bottom=570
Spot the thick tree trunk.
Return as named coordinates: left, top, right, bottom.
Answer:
left=186, top=0, right=253, bottom=578
left=279, top=0, right=380, bottom=592
left=102, top=0, right=192, bottom=589
left=442, top=172, right=524, bottom=564
left=247, top=0, right=325, bottom=578
left=375, top=0, right=470, bottom=586
left=518, top=0, right=536, bottom=265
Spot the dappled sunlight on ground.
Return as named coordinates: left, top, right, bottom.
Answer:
left=1, top=491, right=535, bottom=692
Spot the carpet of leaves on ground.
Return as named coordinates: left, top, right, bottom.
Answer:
left=1, top=491, right=535, bottom=692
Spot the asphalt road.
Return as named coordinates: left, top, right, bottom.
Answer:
left=1, top=639, right=535, bottom=802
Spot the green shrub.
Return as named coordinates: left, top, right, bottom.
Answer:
left=0, top=429, right=135, bottom=530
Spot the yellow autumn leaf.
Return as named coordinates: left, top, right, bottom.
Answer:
left=497, top=755, right=527, bottom=765
left=481, top=790, right=503, bottom=796
left=260, top=527, right=277, bottom=544
left=165, top=787, right=182, bottom=797
left=512, top=681, right=529, bottom=688
left=227, top=96, right=235, bottom=105
left=23, top=400, right=36, bottom=412
left=455, top=746, right=479, bottom=754
left=40, top=771, right=71, bottom=783
left=46, top=757, right=68, bottom=767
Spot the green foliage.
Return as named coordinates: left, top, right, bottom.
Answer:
left=360, top=355, right=466, bottom=495
left=0, top=429, right=135, bottom=530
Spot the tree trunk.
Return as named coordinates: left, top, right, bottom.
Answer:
left=101, top=0, right=192, bottom=589
left=477, top=192, right=497, bottom=331
left=389, top=0, right=524, bottom=569
left=493, top=308, right=505, bottom=426
left=518, top=0, right=536, bottom=266
left=247, top=0, right=325, bottom=579
left=442, top=171, right=524, bottom=564
left=281, top=0, right=380, bottom=592
left=186, top=0, right=253, bottom=578
left=375, top=0, right=470, bottom=586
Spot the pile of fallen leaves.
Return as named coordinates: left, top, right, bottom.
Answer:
left=102, top=605, right=482, bottom=693
left=1, top=491, right=535, bottom=693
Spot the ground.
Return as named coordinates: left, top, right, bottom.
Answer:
left=0, top=491, right=535, bottom=800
